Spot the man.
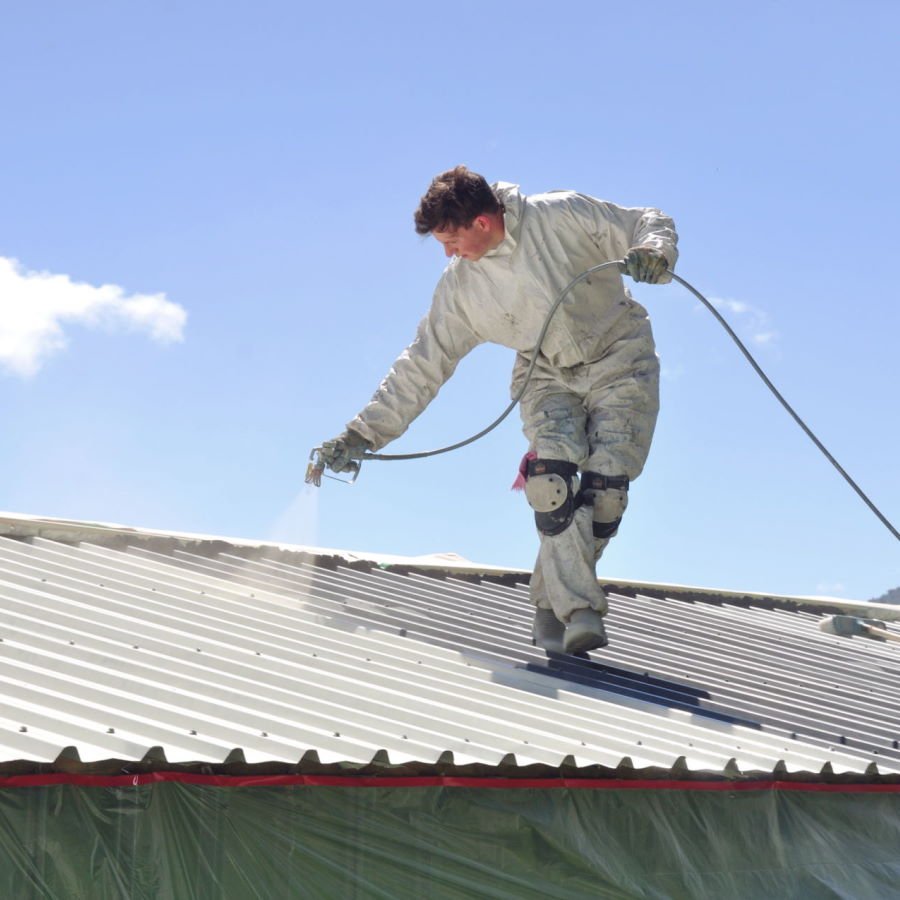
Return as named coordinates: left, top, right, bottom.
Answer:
left=319, top=166, right=677, bottom=655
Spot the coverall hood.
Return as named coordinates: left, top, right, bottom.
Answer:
left=481, top=182, right=523, bottom=257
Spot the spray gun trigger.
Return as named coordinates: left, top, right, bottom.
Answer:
left=332, top=459, right=361, bottom=484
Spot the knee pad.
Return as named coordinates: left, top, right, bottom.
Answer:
left=524, top=459, right=580, bottom=536
left=582, top=472, right=629, bottom=539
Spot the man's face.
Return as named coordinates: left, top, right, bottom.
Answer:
left=432, top=215, right=502, bottom=262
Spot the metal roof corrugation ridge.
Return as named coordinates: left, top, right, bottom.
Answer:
left=122, top=554, right=814, bottom=752
left=98, top=544, right=800, bottom=764
left=1, top=536, right=760, bottom=772
left=121, top=567, right=880, bottom=760
left=613, top=593, right=900, bottom=711
left=1, top=529, right=898, bottom=782
left=597, top=595, right=900, bottom=762
left=153, top=553, right=884, bottom=752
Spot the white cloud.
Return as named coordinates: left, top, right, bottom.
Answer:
left=660, top=362, right=685, bottom=382
left=0, top=256, right=187, bottom=377
left=707, top=296, right=779, bottom=348
left=714, top=298, right=750, bottom=315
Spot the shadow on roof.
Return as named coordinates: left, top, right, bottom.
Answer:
left=511, top=656, right=763, bottom=730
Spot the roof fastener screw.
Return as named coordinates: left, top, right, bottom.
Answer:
left=190, top=730, right=197, bottom=736
left=107, top=728, right=115, bottom=734
left=333, top=732, right=340, bottom=738
left=19, top=726, right=27, bottom=733
left=261, top=732, right=268, bottom=738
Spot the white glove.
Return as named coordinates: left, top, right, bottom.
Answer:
left=623, top=246, right=669, bottom=284
left=318, top=430, right=372, bottom=473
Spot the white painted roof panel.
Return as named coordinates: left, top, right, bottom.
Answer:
left=0, top=517, right=898, bottom=780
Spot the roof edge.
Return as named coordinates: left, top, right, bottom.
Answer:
left=2, top=754, right=898, bottom=786
left=0, top=510, right=529, bottom=580
left=1, top=510, right=896, bottom=618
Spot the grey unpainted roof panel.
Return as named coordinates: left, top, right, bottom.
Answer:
left=1, top=514, right=898, bottom=781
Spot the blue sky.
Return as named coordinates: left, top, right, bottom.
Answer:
left=2, top=2, right=897, bottom=601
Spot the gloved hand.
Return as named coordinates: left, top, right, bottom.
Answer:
left=623, top=246, right=669, bottom=284
left=319, top=429, right=372, bottom=473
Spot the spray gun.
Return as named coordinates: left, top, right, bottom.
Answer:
left=305, top=448, right=360, bottom=487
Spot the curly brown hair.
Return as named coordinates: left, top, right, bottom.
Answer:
left=414, top=165, right=504, bottom=235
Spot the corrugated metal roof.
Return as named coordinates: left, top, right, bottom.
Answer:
left=1, top=513, right=898, bottom=781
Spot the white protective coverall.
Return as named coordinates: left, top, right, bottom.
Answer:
left=347, top=183, right=678, bottom=622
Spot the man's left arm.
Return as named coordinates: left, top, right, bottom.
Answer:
left=569, top=193, right=678, bottom=284
left=623, top=206, right=678, bottom=283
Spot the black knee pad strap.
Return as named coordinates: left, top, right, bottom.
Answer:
left=580, top=472, right=630, bottom=494
left=593, top=519, right=622, bottom=539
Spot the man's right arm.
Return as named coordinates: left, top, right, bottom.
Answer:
left=343, top=280, right=482, bottom=452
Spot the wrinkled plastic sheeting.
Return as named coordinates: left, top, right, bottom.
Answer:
left=1, top=782, right=900, bottom=898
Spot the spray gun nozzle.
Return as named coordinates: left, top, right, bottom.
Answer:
left=305, top=448, right=326, bottom=487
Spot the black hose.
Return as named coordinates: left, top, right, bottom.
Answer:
left=668, top=271, right=899, bottom=542
left=364, top=260, right=624, bottom=462
left=359, top=261, right=899, bottom=542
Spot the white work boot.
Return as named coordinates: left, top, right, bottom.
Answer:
left=564, top=608, right=609, bottom=655
left=532, top=607, right=565, bottom=654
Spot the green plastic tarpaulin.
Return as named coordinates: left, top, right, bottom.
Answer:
left=2, top=776, right=899, bottom=899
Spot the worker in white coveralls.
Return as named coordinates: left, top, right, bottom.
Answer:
left=319, top=166, right=677, bottom=656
